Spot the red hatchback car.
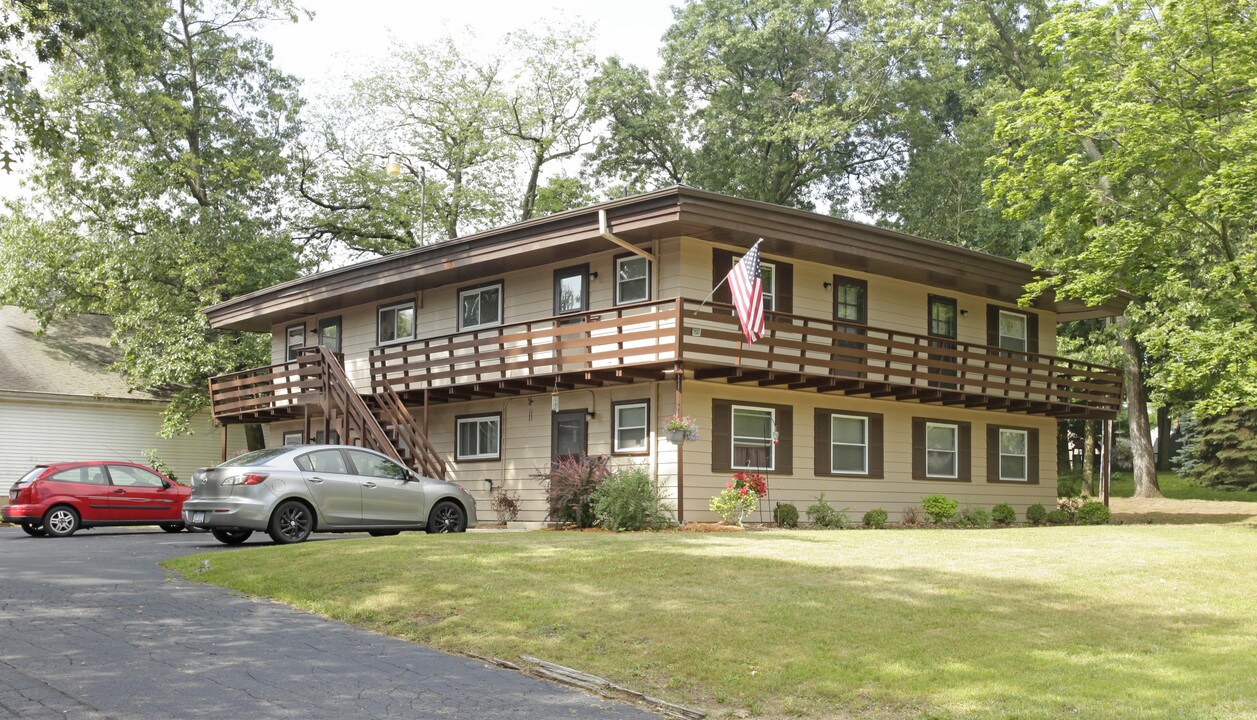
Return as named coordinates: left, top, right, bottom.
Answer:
left=3, top=461, right=192, bottom=537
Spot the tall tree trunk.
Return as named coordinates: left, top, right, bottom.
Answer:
left=1082, top=420, right=1095, bottom=496
left=1116, top=314, right=1161, bottom=497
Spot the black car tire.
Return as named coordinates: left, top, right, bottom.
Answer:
left=368, top=530, right=401, bottom=537
left=268, top=501, right=313, bottom=544
left=211, top=528, right=253, bottom=545
left=160, top=523, right=185, bottom=533
left=426, top=501, right=467, bottom=534
left=19, top=522, right=45, bottom=537
left=43, top=506, right=80, bottom=538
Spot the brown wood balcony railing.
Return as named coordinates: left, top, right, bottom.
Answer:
left=369, top=297, right=1122, bottom=418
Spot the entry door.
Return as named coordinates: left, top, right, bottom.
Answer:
left=832, top=276, right=868, bottom=378
left=318, top=316, right=343, bottom=361
left=554, top=265, right=589, bottom=324
left=927, top=295, right=958, bottom=388
left=552, top=410, right=588, bottom=461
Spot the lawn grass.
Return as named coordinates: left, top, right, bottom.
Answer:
left=166, top=526, right=1257, bottom=719
left=1109, top=471, right=1257, bottom=501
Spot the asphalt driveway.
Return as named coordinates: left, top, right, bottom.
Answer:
left=0, top=527, right=654, bottom=719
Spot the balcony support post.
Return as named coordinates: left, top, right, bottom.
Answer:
left=674, top=361, right=685, bottom=524
left=220, top=423, right=228, bottom=463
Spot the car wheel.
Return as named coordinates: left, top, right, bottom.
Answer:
left=159, top=523, right=185, bottom=533
left=367, top=530, right=401, bottom=537
left=20, top=522, right=45, bottom=537
left=43, top=506, right=80, bottom=538
left=426, top=501, right=467, bottom=534
left=211, top=528, right=253, bottom=545
left=268, top=501, right=313, bottom=544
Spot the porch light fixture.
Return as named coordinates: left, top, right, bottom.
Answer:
left=960, top=309, right=970, bottom=317
left=589, top=271, right=599, bottom=280
left=823, top=281, right=832, bottom=290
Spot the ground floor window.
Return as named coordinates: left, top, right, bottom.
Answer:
left=733, top=405, right=775, bottom=471
left=456, top=414, right=501, bottom=461
left=612, top=400, right=649, bottom=454
left=830, top=414, right=868, bottom=474
left=912, top=417, right=971, bottom=481
left=987, top=424, right=1039, bottom=483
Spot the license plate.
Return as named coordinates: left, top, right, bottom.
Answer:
left=192, top=512, right=206, bottom=523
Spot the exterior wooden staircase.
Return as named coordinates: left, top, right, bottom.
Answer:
left=208, top=346, right=447, bottom=479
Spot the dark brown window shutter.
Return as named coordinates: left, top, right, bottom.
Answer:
left=986, top=304, right=1000, bottom=348
left=711, top=248, right=734, bottom=307
left=868, top=414, right=884, bottom=478
left=774, top=261, right=793, bottom=315
left=711, top=399, right=732, bottom=473
left=1028, top=427, right=1040, bottom=482
left=1027, top=313, right=1040, bottom=353
left=911, top=418, right=925, bottom=480
left=957, top=421, right=972, bottom=481
left=775, top=405, right=793, bottom=474
left=986, top=424, right=1001, bottom=482
left=814, top=408, right=830, bottom=475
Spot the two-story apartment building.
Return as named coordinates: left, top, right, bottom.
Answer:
left=204, top=187, right=1122, bottom=524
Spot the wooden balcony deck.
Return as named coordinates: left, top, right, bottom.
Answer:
left=365, top=298, right=1121, bottom=419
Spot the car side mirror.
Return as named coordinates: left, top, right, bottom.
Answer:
left=406, top=470, right=421, bottom=483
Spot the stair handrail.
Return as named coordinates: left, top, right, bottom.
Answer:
left=310, top=346, right=404, bottom=464
left=375, top=383, right=448, bottom=480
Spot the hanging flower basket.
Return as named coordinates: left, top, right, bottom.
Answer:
left=663, top=415, right=699, bottom=444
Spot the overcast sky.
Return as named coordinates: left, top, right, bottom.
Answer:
left=0, top=0, right=678, bottom=199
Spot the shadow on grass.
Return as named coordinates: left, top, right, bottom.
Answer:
left=175, top=532, right=1257, bottom=719
left=1113, top=512, right=1257, bottom=525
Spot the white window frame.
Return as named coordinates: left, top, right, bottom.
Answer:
left=282, top=431, right=304, bottom=446
left=458, top=283, right=503, bottom=331
left=998, top=309, right=1028, bottom=352
left=829, top=414, right=868, bottom=475
left=285, top=324, right=305, bottom=362
left=377, top=301, right=416, bottom=346
left=998, top=428, right=1029, bottom=481
left=612, top=401, right=650, bottom=454
left=924, top=421, right=959, bottom=479
left=732, top=405, right=775, bottom=471
left=615, top=256, right=651, bottom=305
left=456, top=415, right=501, bottom=461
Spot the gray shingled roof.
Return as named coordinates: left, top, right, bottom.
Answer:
left=0, top=306, right=160, bottom=401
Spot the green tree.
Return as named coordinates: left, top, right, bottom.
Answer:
left=502, top=26, right=597, bottom=221
left=987, top=0, right=1257, bottom=496
left=587, top=0, right=900, bottom=210
left=298, top=36, right=517, bottom=253
left=0, top=0, right=307, bottom=435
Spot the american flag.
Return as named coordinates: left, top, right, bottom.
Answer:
left=726, top=239, right=765, bottom=344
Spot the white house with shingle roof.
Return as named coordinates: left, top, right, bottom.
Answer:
left=0, top=306, right=240, bottom=495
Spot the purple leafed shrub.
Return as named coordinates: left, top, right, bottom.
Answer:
left=535, top=454, right=609, bottom=528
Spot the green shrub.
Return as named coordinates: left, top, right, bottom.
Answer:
left=806, top=493, right=850, bottom=529
left=922, top=494, right=958, bottom=524
left=1057, top=496, right=1084, bottom=521
left=1076, top=501, right=1112, bottom=525
left=956, top=507, right=992, bottom=528
left=1045, top=508, right=1072, bottom=525
left=773, top=502, right=799, bottom=529
left=991, top=503, right=1017, bottom=525
left=591, top=465, right=675, bottom=531
left=1026, top=503, right=1048, bottom=526
left=862, top=508, right=889, bottom=529
left=535, top=454, right=608, bottom=528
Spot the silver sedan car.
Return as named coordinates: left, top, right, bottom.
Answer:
left=183, top=445, right=477, bottom=545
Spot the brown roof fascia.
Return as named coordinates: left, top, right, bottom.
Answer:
left=207, top=185, right=1125, bottom=332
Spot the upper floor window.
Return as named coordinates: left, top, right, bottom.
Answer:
left=554, top=264, right=589, bottom=319
left=378, top=301, right=416, bottom=345
left=459, top=283, right=502, bottom=331
left=615, top=256, right=651, bottom=305
left=285, top=323, right=305, bottom=361
left=997, top=310, right=1028, bottom=352
left=732, top=405, right=775, bottom=471
left=834, top=277, right=867, bottom=324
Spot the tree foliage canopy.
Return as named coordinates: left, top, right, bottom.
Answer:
left=0, top=0, right=307, bottom=434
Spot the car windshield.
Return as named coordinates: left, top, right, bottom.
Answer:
left=220, top=448, right=290, bottom=467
